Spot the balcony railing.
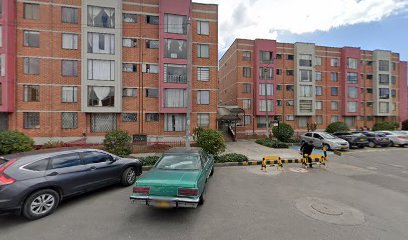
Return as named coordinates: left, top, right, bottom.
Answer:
left=165, top=75, right=187, bottom=84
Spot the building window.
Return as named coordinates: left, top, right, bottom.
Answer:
left=164, top=114, right=186, bottom=132
left=164, top=14, right=187, bottom=34
left=286, top=85, right=294, bottom=92
left=276, top=54, right=282, bottom=59
left=331, top=87, right=338, bottom=96
left=259, top=67, right=273, bottom=80
left=146, top=113, right=159, bottom=122
left=315, top=57, right=322, bottom=66
left=23, top=112, right=40, bottom=129
left=391, top=76, right=396, bottom=85
left=379, top=60, right=389, bottom=71
left=367, top=74, right=373, bottom=80
left=141, top=64, right=158, bottom=74
left=347, top=102, right=358, bottom=113
left=330, top=58, right=340, bottom=67
left=286, top=70, right=294, bottom=76
left=391, top=89, right=396, bottom=98
left=287, top=55, right=294, bottom=60
left=379, top=102, right=389, bottom=113
left=123, top=38, right=137, bottom=47
left=62, top=33, right=78, bottom=49
left=379, top=74, right=389, bottom=85
left=88, top=86, right=114, bottom=107
left=299, top=54, right=312, bottom=67
left=62, top=7, right=78, bottom=24
left=197, top=113, right=210, bottom=128
left=61, top=112, right=78, bottom=129
left=24, top=58, right=40, bottom=75
left=277, top=100, right=282, bottom=106
left=331, top=101, right=339, bottom=110
left=90, top=113, right=117, bottom=132
left=367, top=102, right=373, bottom=107
left=316, top=115, right=323, bottom=125
left=0, top=55, right=4, bottom=76
left=260, top=51, right=273, bottom=64
left=87, top=32, right=115, bottom=54
left=164, top=64, right=187, bottom=83
left=379, top=88, right=390, bottom=99
left=164, top=89, right=187, bottom=108
left=197, top=44, right=209, bottom=58
left=24, top=31, right=40, bottom=47
left=276, top=69, right=282, bottom=75
left=122, top=63, right=137, bottom=72
left=146, top=88, right=159, bottom=98
left=286, top=100, right=294, bottom=106
left=257, top=116, right=270, bottom=128
left=346, top=72, right=358, bottom=84
left=347, top=58, right=358, bottom=69
left=122, top=113, right=137, bottom=122
left=367, top=88, right=373, bottom=93
left=146, top=15, right=159, bottom=25
left=24, top=3, right=40, bottom=20
left=259, top=84, right=273, bottom=96
left=316, top=72, right=322, bottom=81
left=243, top=83, right=251, bottom=93
left=197, top=67, right=210, bottom=81
left=123, top=13, right=137, bottom=23
left=347, top=87, right=358, bottom=99
left=286, top=115, right=294, bottom=121
left=315, top=86, right=322, bottom=96
left=197, top=90, right=210, bottom=105
left=300, top=70, right=312, bottom=82
left=164, top=39, right=187, bottom=59
left=146, top=40, right=159, bottom=49
left=331, top=72, right=338, bottom=82
left=0, top=0, right=2, bottom=16
left=392, top=62, right=397, bottom=71
left=87, top=6, right=115, bottom=28
left=122, top=88, right=137, bottom=97
left=299, top=100, right=312, bottom=112
left=299, top=85, right=313, bottom=97
left=197, top=20, right=209, bottom=35
left=315, top=101, right=322, bottom=110
left=242, top=51, right=251, bottom=61
left=331, top=115, right=340, bottom=123
left=243, top=99, right=251, bottom=109
left=62, top=60, right=78, bottom=76
left=276, top=85, right=282, bottom=91
left=23, top=85, right=40, bottom=102
left=243, top=67, right=252, bottom=77
left=297, top=117, right=308, bottom=128
left=259, top=100, right=273, bottom=112
left=62, top=86, right=78, bottom=103
left=244, top=115, right=251, bottom=125
left=88, top=59, right=115, bottom=80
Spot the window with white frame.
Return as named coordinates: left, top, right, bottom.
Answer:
left=244, top=115, right=251, bottom=125
left=297, top=117, right=308, bottom=128
left=259, top=100, right=273, bottom=112
left=331, top=115, right=340, bottom=123
left=346, top=72, right=358, bottom=84
left=0, top=26, right=2, bottom=47
left=243, top=99, right=251, bottom=109
left=61, top=112, right=78, bottom=129
left=87, top=6, right=115, bottom=28
left=299, top=100, right=312, bottom=112
left=23, top=112, right=40, bottom=129
left=379, top=60, right=389, bottom=71
left=90, top=113, right=117, bottom=132
left=331, top=87, right=338, bottom=96
left=379, top=74, right=389, bottom=84
left=164, top=39, right=187, bottom=59
left=260, top=51, right=273, bottom=64
left=300, top=70, right=312, bottom=82
left=379, top=102, right=389, bottom=113
left=286, top=115, right=294, bottom=121
left=24, top=3, right=39, bottom=20
left=330, top=58, right=340, bottom=67
left=23, top=85, right=40, bottom=102
left=62, top=86, right=77, bottom=103
left=331, top=72, right=338, bottom=82
left=243, top=67, right=251, bottom=77
left=347, top=58, right=358, bottom=69
left=122, top=63, right=137, bottom=72
left=88, top=59, right=115, bottom=80
left=259, top=67, right=273, bottom=80
left=316, top=86, right=322, bottom=96
left=197, top=90, right=210, bottom=104
left=316, top=115, right=323, bottom=125
left=197, top=44, right=209, bottom=58
left=164, top=114, right=186, bottom=132
left=315, top=57, right=322, bottom=66
left=347, top=102, right=357, bottom=113
left=198, top=67, right=210, bottom=81
left=122, top=113, right=137, bottom=122
left=146, top=113, right=159, bottom=122
left=164, top=64, right=187, bottom=83
left=123, top=38, right=138, bottom=48
left=142, top=64, right=159, bottom=73
left=347, top=87, right=358, bottom=99
left=315, top=101, right=322, bottom=110
left=286, top=100, right=294, bottom=106
left=197, top=21, right=209, bottom=35
left=164, top=89, right=187, bottom=107
left=259, top=84, right=273, bottom=96
left=242, top=51, right=251, bottom=61
left=197, top=113, right=210, bottom=128
left=379, top=88, right=390, bottom=99
left=345, top=117, right=355, bottom=128
left=62, top=33, right=78, bottom=49
left=87, top=86, right=114, bottom=107
left=62, top=7, right=78, bottom=24
left=24, top=31, right=40, bottom=47
left=24, top=58, right=40, bottom=75
left=146, top=88, right=158, bottom=97
left=243, top=83, right=251, bottom=93
left=0, top=54, right=5, bottom=76
left=122, top=88, right=137, bottom=97
left=146, top=15, right=159, bottom=25
left=300, top=85, right=313, bottom=97
left=123, top=13, right=137, bottom=23
left=87, top=32, right=115, bottom=54
left=391, top=103, right=396, bottom=111
left=299, top=54, right=312, bottom=67
left=62, top=60, right=78, bottom=76
left=331, top=101, right=339, bottom=110
left=316, top=72, right=322, bottom=81
left=146, top=40, right=159, bottom=49
left=164, top=14, right=187, bottom=34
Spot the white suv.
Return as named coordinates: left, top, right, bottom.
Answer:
left=301, top=132, right=349, bottom=150
left=376, top=131, right=408, bottom=147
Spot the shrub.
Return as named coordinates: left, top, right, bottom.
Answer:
left=326, top=122, right=349, bottom=133
left=215, top=153, right=248, bottom=163
left=196, top=129, right=225, bottom=156
left=402, top=120, right=408, bottom=130
left=139, top=156, right=160, bottom=166
left=372, top=122, right=397, bottom=131
left=272, top=123, right=294, bottom=142
left=103, top=130, right=132, bottom=157
left=192, top=127, right=205, bottom=142
left=42, top=140, right=65, bottom=149
left=285, top=137, right=302, bottom=144
left=255, top=138, right=289, bottom=148
left=0, top=131, right=34, bottom=155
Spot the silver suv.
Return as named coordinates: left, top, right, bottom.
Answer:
left=301, top=132, right=349, bottom=150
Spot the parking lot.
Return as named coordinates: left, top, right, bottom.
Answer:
left=1, top=147, right=408, bottom=240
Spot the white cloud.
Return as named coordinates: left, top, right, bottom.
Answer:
left=195, top=0, right=408, bottom=52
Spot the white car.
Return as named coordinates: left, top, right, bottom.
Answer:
left=377, top=131, right=408, bottom=147
left=301, top=132, right=349, bottom=150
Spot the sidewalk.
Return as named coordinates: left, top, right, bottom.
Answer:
left=225, top=140, right=300, bottom=160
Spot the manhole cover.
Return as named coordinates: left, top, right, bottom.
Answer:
left=295, top=197, right=365, bottom=225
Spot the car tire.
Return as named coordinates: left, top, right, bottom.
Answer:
left=121, top=167, right=137, bottom=186
left=368, top=142, right=376, bottom=148
left=209, top=167, right=214, bottom=177
left=23, top=189, right=60, bottom=220
left=358, top=145, right=365, bottom=149
left=388, top=141, right=394, bottom=147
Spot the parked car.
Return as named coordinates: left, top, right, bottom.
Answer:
left=130, top=147, right=214, bottom=208
left=376, top=131, right=408, bottom=147
left=354, top=132, right=391, bottom=148
left=0, top=148, right=142, bottom=220
left=332, top=132, right=368, bottom=148
left=301, top=132, right=349, bottom=150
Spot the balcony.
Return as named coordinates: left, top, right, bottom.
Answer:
left=165, top=75, right=187, bottom=84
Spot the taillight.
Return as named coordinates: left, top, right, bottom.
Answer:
left=375, top=138, right=380, bottom=141
left=133, top=186, right=150, bottom=195
left=178, top=188, right=198, bottom=197
left=398, top=136, right=407, bottom=139
left=0, top=159, right=16, bottom=185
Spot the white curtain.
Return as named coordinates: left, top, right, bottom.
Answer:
left=259, top=100, right=273, bottom=112
left=198, top=68, right=210, bottom=81
left=348, top=87, right=358, bottom=98
left=165, top=114, right=186, bottom=132
left=300, top=85, right=313, bottom=97
left=199, top=21, right=209, bottom=35
left=198, top=91, right=209, bottom=104
left=88, top=60, right=114, bottom=80
left=165, top=89, right=186, bottom=107
left=347, top=102, right=357, bottom=113
left=93, top=86, right=111, bottom=106
left=166, top=14, right=184, bottom=34
left=88, top=33, right=114, bottom=54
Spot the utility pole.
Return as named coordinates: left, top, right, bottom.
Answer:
left=185, top=17, right=192, bottom=147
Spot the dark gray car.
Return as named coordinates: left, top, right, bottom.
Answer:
left=0, top=148, right=142, bottom=220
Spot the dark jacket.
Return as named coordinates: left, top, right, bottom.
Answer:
left=300, top=142, right=314, bottom=155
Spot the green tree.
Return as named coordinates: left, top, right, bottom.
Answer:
left=372, top=122, right=397, bottom=131
left=326, top=122, right=349, bottom=133
left=272, top=123, right=294, bottom=142
left=402, top=120, right=408, bottom=130
left=0, top=131, right=34, bottom=155
left=103, top=130, right=132, bottom=157
left=196, top=129, right=225, bottom=156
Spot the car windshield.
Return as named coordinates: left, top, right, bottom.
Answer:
left=376, top=133, right=386, bottom=137
left=320, top=133, right=336, bottom=139
left=396, top=131, right=408, bottom=136
left=155, top=154, right=201, bottom=170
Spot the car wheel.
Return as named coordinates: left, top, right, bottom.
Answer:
left=209, top=167, right=214, bottom=177
left=358, top=145, right=365, bottom=149
left=388, top=141, right=394, bottom=147
left=121, top=167, right=137, bottom=186
left=368, top=142, right=376, bottom=148
left=23, top=189, right=60, bottom=220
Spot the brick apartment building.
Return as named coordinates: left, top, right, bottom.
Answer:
left=219, top=39, right=408, bottom=137
left=0, top=0, right=218, bottom=144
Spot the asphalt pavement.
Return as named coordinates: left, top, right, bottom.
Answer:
left=1, top=148, right=408, bottom=240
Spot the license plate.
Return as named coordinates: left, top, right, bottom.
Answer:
left=359, top=138, right=364, bottom=141
left=156, top=201, right=171, bottom=208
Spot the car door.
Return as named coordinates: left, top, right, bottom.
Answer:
left=197, top=153, right=208, bottom=195
left=313, top=133, right=323, bottom=147
left=81, top=151, right=122, bottom=189
left=44, top=152, right=90, bottom=196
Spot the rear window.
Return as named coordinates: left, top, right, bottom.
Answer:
left=156, top=154, right=201, bottom=170
left=24, top=159, right=49, bottom=171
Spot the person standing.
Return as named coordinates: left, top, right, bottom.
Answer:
left=300, top=140, right=315, bottom=168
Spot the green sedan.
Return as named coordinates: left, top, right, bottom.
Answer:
left=130, top=147, right=214, bottom=208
